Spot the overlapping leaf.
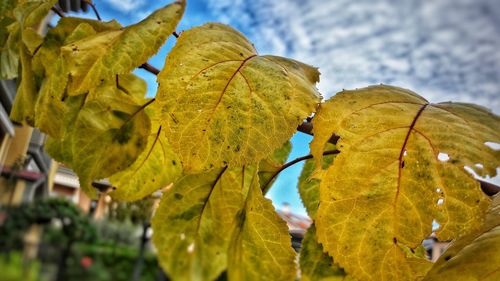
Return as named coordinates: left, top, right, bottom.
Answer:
left=70, top=88, right=151, bottom=198
left=152, top=166, right=296, bottom=281
left=258, top=141, right=291, bottom=190
left=14, top=0, right=57, bottom=54
left=10, top=45, right=38, bottom=125
left=0, top=16, right=17, bottom=79
left=61, top=0, right=185, bottom=96
left=45, top=95, right=86, bottom=165
left=1, top=0, right=57, bottom=79
left=424, top=194, right=500, bottom=281
left=109, top=110, right=182, bottom=201
left=33, top=18, right=122, bottom=137
left=298, top=143, right=336, bottom=218
left=311, top=85, right=499, bottom=280
left=300, top=225, right=350, bottom=281
left=8, top=0, right=60, bottom=123
left=227, top=175, right=296, bottom=281
left=156, top=22, right=321, bottom=173
left=297, top=144, right=349, bottom=281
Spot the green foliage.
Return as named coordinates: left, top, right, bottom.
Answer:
left=2, top=1, right=500, bottom=280
left=0, top=252, right=41, bottom=281
left=0, top=198, right=96, bottom=250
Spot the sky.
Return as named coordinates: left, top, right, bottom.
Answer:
left=70, top=0, right=500, bottom=216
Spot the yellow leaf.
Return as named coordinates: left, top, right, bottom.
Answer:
left=298, top=143, right=336, bottom=218
left=109, top=121, right=182, bottom=201
left=152, top=166, right=296, bottom=281
left=62, top=0, right=185, bottom=96
left=300, top=224, right=351, bottom=281
left=33, top=18, right=122, bottom=138
left=71, top=90, right=151, bottom=198
left=14, top=0, right=58, bottom=54
left=45, top=95, right=86, bottom=166
left=258, top=141, right=292, bottom=190
left=153, top=167, right=251, bottom=281
left=50, top=17, right=122, bottom=41
left=312, top=85, right=498, bottom=280
left=424, top=194, right=500, bottom=281
left=0, top=17, right=18, bottom=79
left=227, top=174, right=296, bottom=281
left=34, top=56, right=67, bottom=137
left=156, top=23, right=320, bottom=173
left=10, top=44, right=37, bottom=125
left=1, top=0, right=58, bottom=79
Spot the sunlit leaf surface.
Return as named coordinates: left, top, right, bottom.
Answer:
left=157, top=23, right=320, bottom=172
left=424, top=194, right=500, bottom=281
left=312, top=85, right=499, bottom=280
left=61, top=0, right=185, bottom=95
left=152, top=166, right=295, bottom=281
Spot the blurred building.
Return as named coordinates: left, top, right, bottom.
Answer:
left=0, top=80, right=53, bottom=206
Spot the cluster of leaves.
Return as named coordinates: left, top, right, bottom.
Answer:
left=2, top=1, right=500, bottom=280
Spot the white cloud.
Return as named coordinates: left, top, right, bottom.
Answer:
left=104, top=0, right=144, bottom=13
left=206, top=0, right=500, bottom=113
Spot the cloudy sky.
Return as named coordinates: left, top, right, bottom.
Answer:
left=90, top=0, right=500, bottom=215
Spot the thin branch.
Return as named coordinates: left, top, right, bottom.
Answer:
left=296, top=119, right=339, bottom=144
left=139, top=63, right=160, bottom=75
left=51, top=7, right=65, bottom=18
left=83, top=0, right=102, bottom=21
left=479, top=180, right=500, bottom=196
left=262, top=149, right=340, bottom=194
left=173, top=31, right=180, bottom=38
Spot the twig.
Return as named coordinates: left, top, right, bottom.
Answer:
left=139, top=63, right=160, bottom=75
left=479, top=180, right=500, bottom=196
left=51, top=7, right=65, bottom=18
left=83, top=0, right=102, bottom=21
left=296, top=119, right=339, bottom=144
left=173, top=31, right=180, bottom=38
left=262, top=149, right=340, bottom=194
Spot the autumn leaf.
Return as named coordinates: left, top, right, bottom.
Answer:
left=0, top=16, right=18, bottom=79
left=298, top=143, right=336, bottom=218
left=10, top=45, right=38, bottom=125
left=45, top=95, right=86, bottom=166
left=1, top=0, right=58, bottom=79
left=312, top=85, right=499, bottom=280
left=296, top=144, right=349, bottom=281
left=258, top=141, right=292, bottom=189
left=156, top=22, right=320, bottom=173
left=300, top=225, right=351, bottom=281
left=227, top=174, right=296, bottom=281
left=61, top=0, right=185, bottom=96
left=8, top=1, right=61, bottom=122
left=71, top=90, right=151, bottom=198
left=424, top=194, right=500, bottom=281
left=109, top=119, right=182, bottom=201
left=152, top=166, right=296, bottom=281
left=33, top=18, right=124, bottom=137
left=152, top=167, right=245, bottom=281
